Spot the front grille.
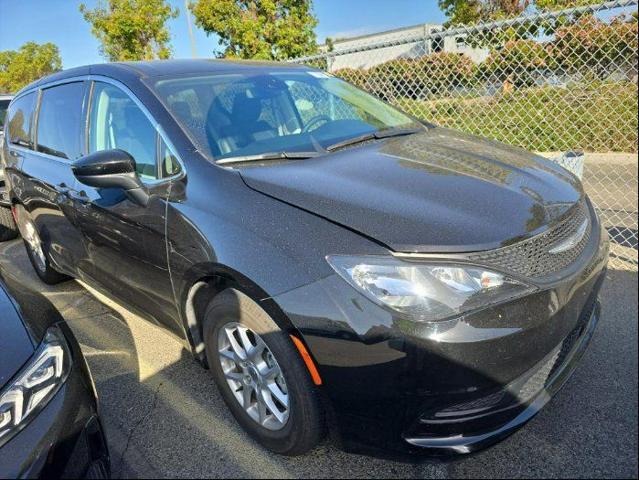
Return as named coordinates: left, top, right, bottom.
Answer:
left=437, top=390, right=506, bottom=416
left=468, top=200, right=592, bottom=278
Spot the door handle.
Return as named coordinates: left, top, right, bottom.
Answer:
left=66, top=190, right=91, bottom=204
left=55, top=183, right=71, bottom=195
left=9, top=150, right=23, bottom=159
left=54, top=183, right=71, bottom=205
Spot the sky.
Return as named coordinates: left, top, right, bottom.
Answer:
left=0, top=0, right=447, bottom=68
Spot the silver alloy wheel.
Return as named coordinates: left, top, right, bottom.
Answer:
left=218, top=322, right=290, bottom=431
left=17, top=209, right=46, bottom=272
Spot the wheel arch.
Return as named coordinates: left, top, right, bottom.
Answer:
left=180, top=264, right=300, bottom=367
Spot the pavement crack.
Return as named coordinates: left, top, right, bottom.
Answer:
left=117, top=381, right=163, bottom=479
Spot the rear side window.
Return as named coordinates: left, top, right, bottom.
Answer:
left=6, top=93, right=36, bottom=148
left=89, top=82, right=158, bottom=180
left=36, top=82, right=85, bottom=160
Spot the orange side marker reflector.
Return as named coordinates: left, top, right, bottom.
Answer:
left=290, top=335, right=322, bottom=386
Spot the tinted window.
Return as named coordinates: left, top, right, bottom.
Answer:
left=89, top=82, right=158, bottom=180
left=6, top=93, right=36, bottom=148
left=160, top=138, right=181, bottom=178
left=37, top=82, right=85, bottom=159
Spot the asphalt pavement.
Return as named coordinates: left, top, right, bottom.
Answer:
left=0, top=239, right=637, bottom=479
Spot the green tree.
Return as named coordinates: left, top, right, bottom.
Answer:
left=189, top=0, right=318, bottom=60
left=481, top=38, right=549, bottom=86
left=552, top=14, right=638, bottom=76
left=439, top=0, right=531, bottom=26
left=79, top=0, right=179, bottom=61
left=0, top=42, right=62, bottom=93
left=439, top=0, right=600, bottom=26
left=535, top=0, right=594, bottom=11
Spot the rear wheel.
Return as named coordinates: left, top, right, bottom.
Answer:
left=203, top=288, right=324, bottom=455
left=14, top=205, right=69, bottom=284
left=0, top=206, right=18, bottom=241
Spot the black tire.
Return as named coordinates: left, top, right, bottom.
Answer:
left=14, top=205, right=69, bottom=284
left=203, top=288, right=324, bottom=456
left=23, top=236, right=69, bottom=284
left=0, top=206, right=18, bottom=242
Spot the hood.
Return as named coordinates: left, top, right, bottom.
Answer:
left=0, top=282, right=35, bottom=388
left=238, top=127, right=583, bottom=253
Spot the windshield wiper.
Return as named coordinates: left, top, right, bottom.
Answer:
left=216, top=151, right=322, bottom=165
left=326, top=127, right=422, bottom=152
left=216, top=127, right=422, bottom=164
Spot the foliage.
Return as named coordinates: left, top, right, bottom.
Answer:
left=439, top=0, right=598, bottom=26
left=398, top=82, right=638, bottom=152
left=0, top=42, right=62, bottom=93
left=335, top=53, right=476, bottom=100
left=332, top=68, right=370, bottom=90
left=79, top=0, right=179, bottom=61
left=189, top=0, right=318, bottom=60
left=331, top=7, right=637, bottom=96
left=439, top=0, right=531, bottom=26
left=438, top=0, right=601, bottom=46
left=535, top=0, right=594, bottom=11
left=325, top=37, right=335, bottom=52
left=552, top=15, right=638, bottom=75
left=481, top=39, right=549, bottom=84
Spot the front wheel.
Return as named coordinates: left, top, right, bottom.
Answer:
left=203, top=288, right=324, bottom=456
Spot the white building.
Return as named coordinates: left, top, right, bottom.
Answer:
left=320, top=23, right=489, bottom=72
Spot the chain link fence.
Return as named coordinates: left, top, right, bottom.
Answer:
left=291, top=0, right=638, bottom=270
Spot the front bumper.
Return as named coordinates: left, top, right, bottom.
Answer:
left=0, top=324, right=110, bottom=479
left=269, top=219, right=609, bottom=457
left=404, top=293, right=601, bottom=454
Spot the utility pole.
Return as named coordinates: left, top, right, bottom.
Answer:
left=184, top=0, right=197, bottom=58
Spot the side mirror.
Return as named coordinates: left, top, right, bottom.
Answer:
left=72, top=149, right=149, bottom=206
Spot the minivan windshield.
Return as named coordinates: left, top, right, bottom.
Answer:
left=152, top=70, right=422, bottom=161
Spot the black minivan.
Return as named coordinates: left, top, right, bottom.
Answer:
left=2, top=60, right=609, bottom=456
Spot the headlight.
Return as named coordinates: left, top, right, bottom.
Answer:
left=327, top=255, right=535, bottom=323
left=0, top=326, right=71, bottom=447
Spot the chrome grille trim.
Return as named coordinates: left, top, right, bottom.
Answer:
left=467, top=200, right=592, bottom=279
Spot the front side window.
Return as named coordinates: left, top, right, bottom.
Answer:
left=89, top=82, right=158, bottom=180
left=37, top=82, right=85, bottom=159
left=6, top=93, right=36, bottom=148
left=160, top=137, right=181, bottom=178
left=152, top=71, right=419, bottom=160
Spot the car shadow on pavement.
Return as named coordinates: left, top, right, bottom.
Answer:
left=0, top=240, right=636, bottom=478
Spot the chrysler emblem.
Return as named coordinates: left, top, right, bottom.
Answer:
left=548, top=218, right=589, bottom=254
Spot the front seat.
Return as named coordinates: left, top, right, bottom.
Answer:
left=226, top=92, right=277, bottom=147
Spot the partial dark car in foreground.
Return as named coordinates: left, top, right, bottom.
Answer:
left=0, top=274, right=109, bottom=478
left=0, top=94, right=18, bottom=241
left=2, top=60, right=609, bottom=457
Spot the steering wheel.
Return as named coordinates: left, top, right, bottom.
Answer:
left=302, top=114, right=331, bottom=133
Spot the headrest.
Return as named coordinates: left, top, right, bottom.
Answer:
left=231, top=92, right=262, bottom=123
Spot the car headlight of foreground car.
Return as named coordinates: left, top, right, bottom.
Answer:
left=0, top=326, right=71, bottom=447
left=327, top=255, right=536, bottom=323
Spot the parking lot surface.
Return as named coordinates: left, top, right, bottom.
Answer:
left=0, top=239, right=637, bottom=479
